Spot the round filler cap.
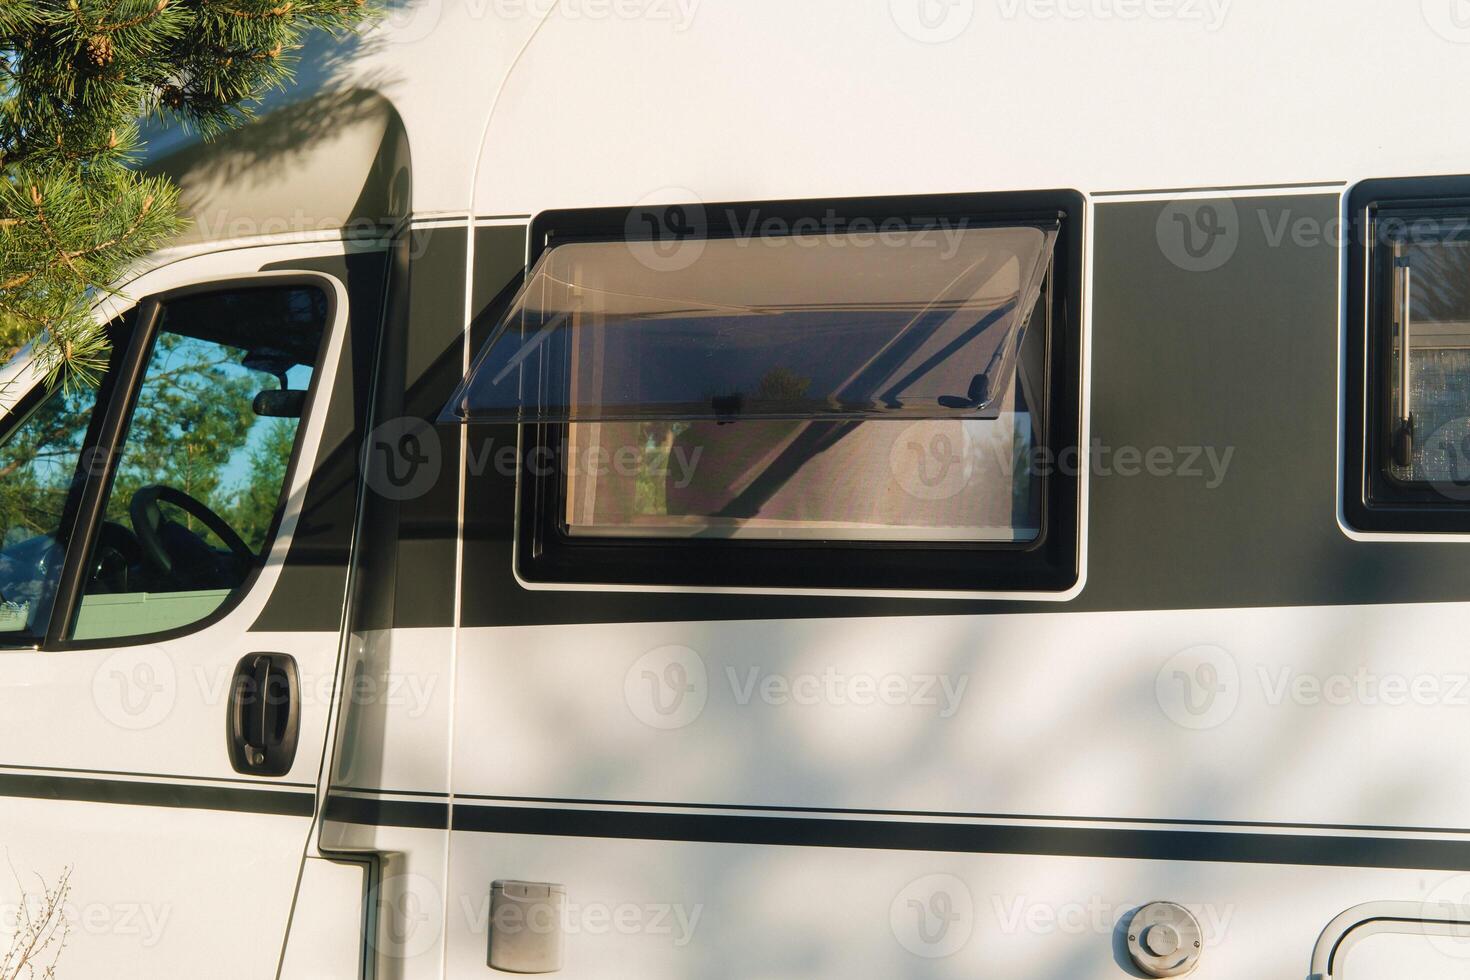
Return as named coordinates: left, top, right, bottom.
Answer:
left=1125, top=901, right=1202, bottom=977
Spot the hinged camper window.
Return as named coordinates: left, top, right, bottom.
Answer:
left=450, top=192, right=1084, bottom=593
left=1346, top=177, right=1470, bottom=533
left=444, top=224, right=1057, bottom=424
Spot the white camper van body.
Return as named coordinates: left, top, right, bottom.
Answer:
left=6, top=3, right=1470, bottom=979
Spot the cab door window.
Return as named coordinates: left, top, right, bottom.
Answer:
left=71, top=285, right=327, bottom=642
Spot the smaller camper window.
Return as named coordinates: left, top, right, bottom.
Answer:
left=1347, top=177, right=1470, bottom=532
left=449, top=192, right=1084, bottom=592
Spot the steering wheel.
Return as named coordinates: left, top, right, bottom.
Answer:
left=129, top=485, right=255, bottom=581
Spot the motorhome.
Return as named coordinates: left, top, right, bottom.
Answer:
left=4, top=2, right=1470, bottom=977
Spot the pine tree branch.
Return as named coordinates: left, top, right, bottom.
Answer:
left=1, top=0, right=381, bottom=382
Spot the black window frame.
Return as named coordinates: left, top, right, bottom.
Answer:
left=512, top=189, right=1086, bottom=593
left=0, top=273, right=337, bottom=651
left=1345, top=175, right=1470, bottom=533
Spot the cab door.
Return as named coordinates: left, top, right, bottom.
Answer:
left=0, top=241, right=383, bottom=978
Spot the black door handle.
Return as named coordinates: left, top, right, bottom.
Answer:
left=227, top=653, right=301, bottom=777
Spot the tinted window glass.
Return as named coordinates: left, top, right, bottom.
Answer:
left=0, top=380, right=103, bottom=636
left=1382, top=220, right=1470, bottom=486
left=72, top=286, right=326, bottom=642
left=563, top=300, right=1046, bottom=542
left=447, top=223, right=1057, bottom=423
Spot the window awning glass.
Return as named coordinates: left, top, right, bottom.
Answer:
left=441, top=219, right=1059, bottom=423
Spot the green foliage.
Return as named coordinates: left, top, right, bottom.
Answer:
left=0, top=0, right=378, bottom=381
left=228, top=414, right=294, bottom=549
left=0, top=331, right=306, bottom=608
left=103, top=333, right=256, bottom=530
left=0, top=377, right=97, bottom=550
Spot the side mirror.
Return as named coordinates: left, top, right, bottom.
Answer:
left=253, top=389, right=307, bottom=419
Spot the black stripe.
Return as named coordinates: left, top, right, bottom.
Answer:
left=1091, top=180, right=1345, bottom=196
left=324, top=792, right=448, bottom=829
left=2, top=762, right=312, bottom=789
left=0, top=773, right=315, bottom=817
left=444, top=793, right=1470, bottom=838
left=322, top=797, right=1470, bottom=872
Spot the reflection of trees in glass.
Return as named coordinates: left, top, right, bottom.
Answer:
left=634, top=421, right=684, bottom=516
left=103, top=332, right=301, bottom=555
left=228, top=418, right=297, bottom=552
left=756, top=366, right=812, bottom=403
left=105, top=335, right=256, bottom=535
left=2, top=335, right=301, bottom=562
left=0, top=385, right=96, bottom=548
